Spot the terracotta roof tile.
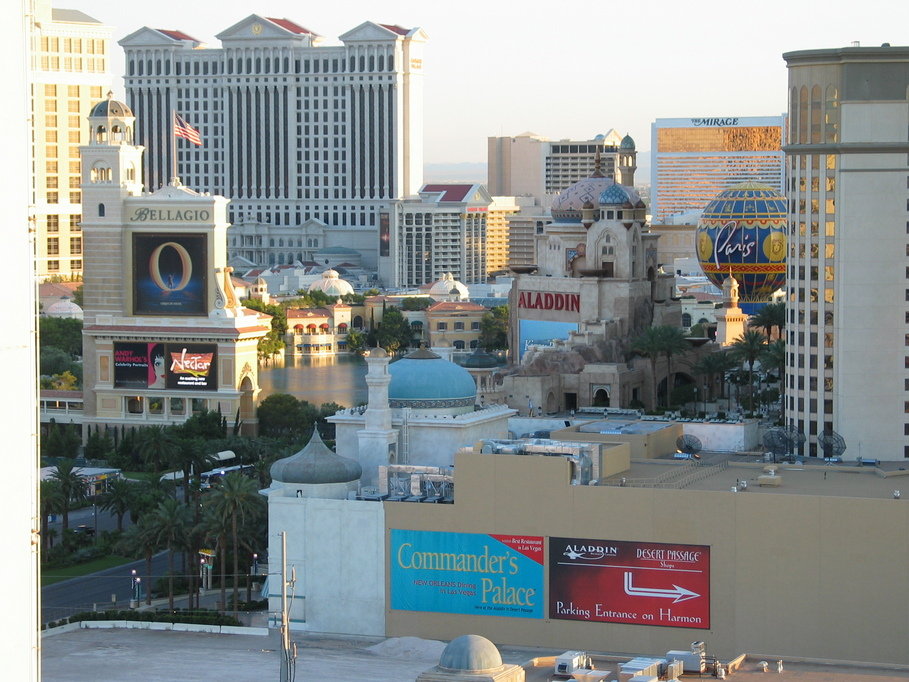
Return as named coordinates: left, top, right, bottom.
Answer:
left=157, top=29, right=198, bottom=42
left=266, top=17, right=317, bottom=35
left=379, top=23, right=409, bottom=35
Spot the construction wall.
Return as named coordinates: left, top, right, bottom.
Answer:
left=384, top=453, right=909, bottom=665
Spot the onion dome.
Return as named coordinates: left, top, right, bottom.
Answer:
left=428, top=272, right=469, bottom=300
left=620, top=133, right=636, bottom=150
left=90, top=91, right=133, bottom=118
left=388, top=347, right=476, bottom=409
left=307, top=268, right=354, bottom=297
left=462, top=347, right=498, bottom=369
left=438, top=635, right=504, bottom=673
left=599, top=183, right=644, bottom=208
left=270, top=428, right=361, bottom=484
left=551, top=164, right=617, bottom=222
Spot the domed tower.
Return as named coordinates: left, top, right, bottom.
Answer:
left=618, top=133, right=637, bottom=186
left=79, top=92, right=145, bottom=324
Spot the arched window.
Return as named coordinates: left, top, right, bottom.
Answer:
left=798, top=85, right=808, bottom=143
left=337, top=323, right=348, bottom=333
left=681, top=313, right=692, bottom=327
left=98, top=203, right=105, bottom=217
left=306, top=324, right=317, bottom=334
left=825, top=85, right=839, bottom=143
left=353, top=315, right=364, bottom=328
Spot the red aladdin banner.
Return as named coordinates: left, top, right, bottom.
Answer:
left=549, top=537, right=710, bottom=629
left=517, top=291, right=580, bottom=312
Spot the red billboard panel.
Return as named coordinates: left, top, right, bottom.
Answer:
left=549, top=537, right=710, bottom=629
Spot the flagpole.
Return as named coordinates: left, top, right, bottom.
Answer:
left=171, top=109, right=177, bottom=185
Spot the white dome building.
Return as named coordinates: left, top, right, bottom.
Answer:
left=428, top=272, right=469, bottom=301
left=45, top=298, right=83, bottom=320
left=307, top=268, right=354, bottom=298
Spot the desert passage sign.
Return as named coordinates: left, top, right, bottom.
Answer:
left=391, top=530, right=544, bottom=619
left=549, top=537, right=710, bottom=629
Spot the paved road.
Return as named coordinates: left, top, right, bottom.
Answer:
left=41, top=551, right=177, bottom=624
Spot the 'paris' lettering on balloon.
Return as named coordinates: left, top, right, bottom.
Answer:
left=713, top=221, right=754, bottom=267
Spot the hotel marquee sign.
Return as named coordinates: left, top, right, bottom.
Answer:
left=691, top=118, right=739, bottom=127
left=518, top=291, right=580, bottom=312
left=128, top=207, right=211, bottom=223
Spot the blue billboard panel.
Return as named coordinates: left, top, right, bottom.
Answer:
left=518, top=320, right=579, bottom=358
left=390, top=530, right=544, bottom=619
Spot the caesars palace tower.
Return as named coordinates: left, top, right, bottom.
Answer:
left=120, top=16, right=426, bottom=267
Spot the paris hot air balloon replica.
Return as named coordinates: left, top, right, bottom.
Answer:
left=695, top=181, right=787, bottom=314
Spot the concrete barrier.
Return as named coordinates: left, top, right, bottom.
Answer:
left=42, top=620, right=269, bottom=637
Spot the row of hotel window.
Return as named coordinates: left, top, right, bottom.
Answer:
left=45, top=237, right=81, bottom=255
left=46, top=259, right=80, bottom=272
left=125, top=396, right=208, bottom=416
left=39, top=56, right=105, bottom=73
left=129, top=53, right=396, bottom=77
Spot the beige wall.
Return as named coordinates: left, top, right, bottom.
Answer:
left=385, top=452, right=909, bottom=665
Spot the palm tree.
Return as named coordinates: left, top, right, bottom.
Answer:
left=632, top=327, right=665, bottom=410
left=99, top=478, right=134, bottom=532
left=656, top=326, right=690, bottom=405
left=691, top=351, right=731, bottom=403
left=761, top=338, right=787, bottom=415
left=170, top=436, right=215, bottom=504
left=50, top=459, right=86, bottom=533
left=146, top=497, right=191, bottom=610
left=199, top=502, right=231, bottom=611
left=209, top=472, right=263, bottom=612
left=136, top=425, right=180, bottom=476
left=40, top=480, right=64, bottom=550
left=729, top=329, right=768, bottom=411
left=118, top=516, right=161, bottom=606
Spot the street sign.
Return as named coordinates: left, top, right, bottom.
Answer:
left=549, top=537, right=710, bottom=629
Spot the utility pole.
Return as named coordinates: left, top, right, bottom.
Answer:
left=279, top=531, right=296, bottom=682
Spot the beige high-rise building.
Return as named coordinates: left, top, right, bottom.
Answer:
left=30, top=0, right=112, bottom=280
left=486, top=196, right=519, bottom=275
left=784, top=45, right=909, bottom=460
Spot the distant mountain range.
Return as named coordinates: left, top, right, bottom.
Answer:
left=424, top=154, right=652, bottom=188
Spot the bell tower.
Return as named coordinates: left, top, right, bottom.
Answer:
left=79, top=92, right=145, bottom=321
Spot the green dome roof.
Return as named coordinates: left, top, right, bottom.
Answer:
left=388, top=348, right=476, bottom=408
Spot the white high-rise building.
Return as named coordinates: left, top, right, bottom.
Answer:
left=120, top=16, right=426, bottom=268
left=651, top=116, right=785, bottom=223
left=784, top=45, right=909, bottom=460
left=30, top=0, right=112, bottom=279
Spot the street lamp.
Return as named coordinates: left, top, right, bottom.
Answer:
left=253, top=553, right=259, bottom=575
left=130, top=569, right=139, bottom=608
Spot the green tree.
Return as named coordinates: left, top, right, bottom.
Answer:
left=179, top=409, right=228, bottom=441
left=199, top=502, right=231, bottom=610
left=147, top=497, right=191, bottom=609
left=50, top=459, right=86, bottom=533
left=170, top=436, right=216, bottom=504
left=118, top=516, right=161, bottom=605
left=479, top=305, right=509, bottom=351
left=209, top=473, right=264, bottom=613
left=39, top=317, right=83, bottom=357
left=72, top=284, right=84, bottom=308
left=632, top=327, right=665, bottom=410
left=84, top=429, right=115, bottom=460
left=375, top=307, right=411, bottom=354
left=750, top=301, right=786, bottom=339
left=136, top=426, right=180, bottom=475
left=345, top=328, right=366, bottom=352
left=43, top=420, right=81, bottom=459
left=340, top=292, right=366, bottom=305
left=99, top=478, right=135, bottom=532
left=761, top=338, right=786, bottom=413
left=40, top=480, right=64, bottom=550
left=729, top=329, right=768, bottom=410
left=656, top=326, right=689, bottom=405
left=40, top=347, right=74, bottom=376
left=691, top=351, right=733, bottom=402
left=401, top=296, right=432, bottom=311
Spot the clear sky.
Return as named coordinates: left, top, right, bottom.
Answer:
left=72, top=0, right=908, bottom=164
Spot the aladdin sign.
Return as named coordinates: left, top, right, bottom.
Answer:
left=128, top=207, right=211, bottom=222
left=518, top=291, right=580, bottom=312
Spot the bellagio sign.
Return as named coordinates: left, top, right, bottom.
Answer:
left=517, top=291, right=580, bottom=312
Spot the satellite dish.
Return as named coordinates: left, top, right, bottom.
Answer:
left=780, top=425, right=806, bottom=461
left=817, top=429, right=846, bottom=460
left=676, top=434, right=703, bottom=459
left=762, top=428, right=789, bottom=463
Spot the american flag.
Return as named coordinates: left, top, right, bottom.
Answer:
left=174, top=114, right=202, bottom=145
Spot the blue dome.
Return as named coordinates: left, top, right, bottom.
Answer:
left=388, top=348, right=476, bottom=409
left=620, top=134, right=636, bottom=149
left=599, top=183, right=645, bottom=208
left=551, top=176, right=616, bottom=223
left=439, top=635, right=503, bottom=672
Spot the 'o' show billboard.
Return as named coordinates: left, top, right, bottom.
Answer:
left=549, top=537, right=710, bottom=629
left=133, top=233, right=207, bottom=315
left=391, top=530, right=544, bottom=619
